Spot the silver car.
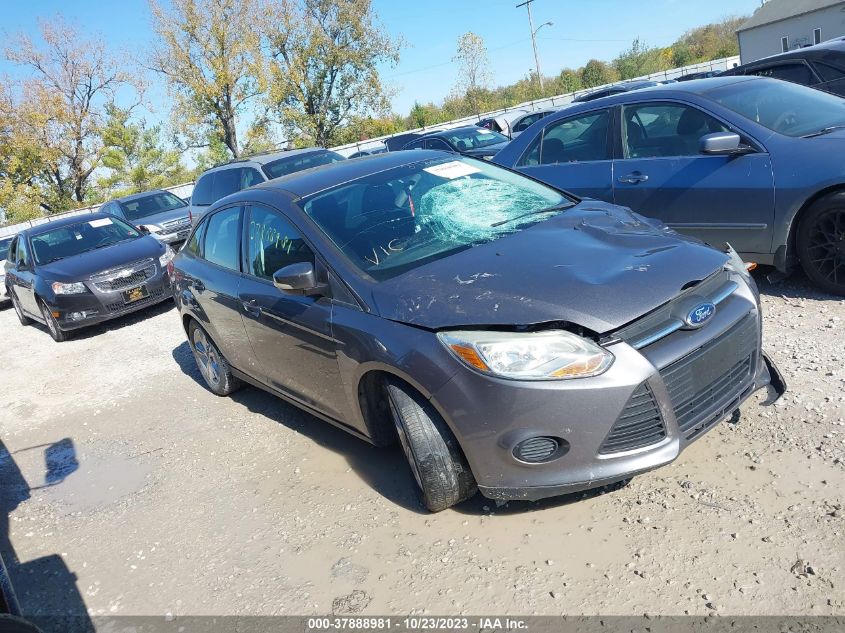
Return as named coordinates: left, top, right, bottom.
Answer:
left=99, top=190, right=192, bottom=245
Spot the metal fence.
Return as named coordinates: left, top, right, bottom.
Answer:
left=0, top=55, right=739, bottom=237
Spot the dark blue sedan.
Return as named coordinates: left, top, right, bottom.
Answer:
left=493, top=76, right=845, bottom=295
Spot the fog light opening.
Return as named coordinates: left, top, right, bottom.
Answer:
left=513, top=436, right=569, bottom=463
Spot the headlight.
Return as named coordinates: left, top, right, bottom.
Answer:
left=437, top=329, right=613, bottom=380
left=51, top=281, right=87, bottom=295
left=159, top=247, right=175, bottom=268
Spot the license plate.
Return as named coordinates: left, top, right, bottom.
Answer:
left=123, top=285, right=149, bottom=304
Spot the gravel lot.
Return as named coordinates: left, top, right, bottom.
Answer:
left=1, top=271, right=843, bottom=623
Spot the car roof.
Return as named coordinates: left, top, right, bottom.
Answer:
left=201, top=147, right=332, bottom=175
left=112, top=189, right=171, bottom=203
left=738, top=38, right=845, bottom=66
left=255, top=149, right=453, bottom=199
left=22, top=212, right=114, bottom=238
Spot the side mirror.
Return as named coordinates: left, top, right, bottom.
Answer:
left=272, top=262, right=328, bottom=297
left=699, top=132, right=743, bottom=155
left=138, top=225, right=151, bottom=235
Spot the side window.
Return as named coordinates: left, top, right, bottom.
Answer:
left=16, top=238, right=29, bottom=267
left=404, top=139, right=425, bottom=150
left=751, top=63, right=816, bottom=86
left=241, top=167, right=263, bottom=188
left=202, top=206, right=242, bottom=271
left=7, top=238, right=17, bottom=265
left=529, top=110, right=610, bottom=166
left=813, top=61, right=845, bottom=82
left=191, top=173, right=214, bottom=206
left=186, top=217, right=208, bottom=257
left=425, top=138, right=451, bottom=151
left=247, top=205, right=314, bottom=280
left=514, top=114, right=539, bottom=132
left=623, top=103, right=729, bottom=159
left=211, top=168, right=241, bottom=201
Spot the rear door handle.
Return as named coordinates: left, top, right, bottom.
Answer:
left=618, top=172, right=649, bottom=184
left=242, top=299, right=262, bottom=317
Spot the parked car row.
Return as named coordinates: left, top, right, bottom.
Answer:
left=11, top=65, right=845, bottom=513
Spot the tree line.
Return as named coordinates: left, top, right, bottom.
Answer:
left=0, top=3, right=744, bottom=224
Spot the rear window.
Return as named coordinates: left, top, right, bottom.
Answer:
left=119, top=192, right=186, bottom=221
left=191, top=174, right=214, bottom=206
left=262, top=151, right=345, bottom=180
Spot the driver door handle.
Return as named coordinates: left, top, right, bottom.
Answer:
left=242, top=299, right=262, bottom=317
left=618, top=172, right=649, bottom=184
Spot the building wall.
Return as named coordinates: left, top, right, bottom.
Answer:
left=739, top=3, right=845, bottom=62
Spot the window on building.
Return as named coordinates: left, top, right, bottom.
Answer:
left=814, top=28, right=822, bottom=45
left=782, top=36, right=789, bottom=53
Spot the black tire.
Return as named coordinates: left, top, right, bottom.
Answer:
left=385, top=378, right=476, bottom=512
left=9, top=289, right=32, bottom=326
left=39, top=299, right=69, bottom=342
left=188, top=319, right=242, bottom=396
left=796, top=194, right=845, bottom=296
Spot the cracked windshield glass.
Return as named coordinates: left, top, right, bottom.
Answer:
left=302, top=157, right=573, bottom=280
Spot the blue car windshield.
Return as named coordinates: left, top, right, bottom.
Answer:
left=301, top=156, right=574, bottom=281
left=706, top=79, right=845, bottom=137
left=30, top=217, right=141, bottom=264
left=440, top=128, right=509, bottom=150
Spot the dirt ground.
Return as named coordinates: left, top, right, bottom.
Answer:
left=1, top=271, right=843, bottom=623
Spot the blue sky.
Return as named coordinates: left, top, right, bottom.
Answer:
left=0, top=0, right=763, bottom=117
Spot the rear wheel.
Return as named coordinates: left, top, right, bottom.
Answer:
left=188, top=320, right=241, bottom=396
left=10, top=289, right=32, bottom=326
left=39, top=300, right=69, bottom=342
left=797, top=194, right=845, bottom=296
left=385, top=378, right=476, bottom=512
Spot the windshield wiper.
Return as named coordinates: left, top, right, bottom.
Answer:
left=490, top=202, right=576, bottom=228
left=801, top=125, right=845, bottom=138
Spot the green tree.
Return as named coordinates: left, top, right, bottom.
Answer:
left=263, top=0, right=401, bottom=147
left=581, top=59, right=618, bottom=88
left=556, top=69, right=583, bottom=95
left=149, top=0, right=267, bottom=159
left=452, top=32, right=492, bottom=114
left=613, top=38, right=664, bottom=79
left=97, top=105, right=189, bottom=197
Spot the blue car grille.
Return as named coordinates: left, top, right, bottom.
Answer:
left=599, top=383, right=666, bottom=454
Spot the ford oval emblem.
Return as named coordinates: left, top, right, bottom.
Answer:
left=685, top=302, right=716, bottom=328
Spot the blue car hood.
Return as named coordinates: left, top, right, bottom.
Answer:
left=369, top=201, right=729, bottom=333
left=38, top=236, right=167, bottom=282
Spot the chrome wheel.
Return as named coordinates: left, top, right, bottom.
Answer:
left=192, top=327, right=221, bottom=388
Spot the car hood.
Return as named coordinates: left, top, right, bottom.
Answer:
left=462, top=141, right=509, bottom=157
left=369, top=201, right=728, bottom=334
left=127, top=205, right=190, bottom=228
left=38, top=236, right=166, bottom=282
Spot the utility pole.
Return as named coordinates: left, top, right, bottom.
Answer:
left=517, top=0, right=544, bottom=90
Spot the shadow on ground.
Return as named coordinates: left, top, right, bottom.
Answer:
left=754, top=267, right=842, bottom=301
left=0, top=440, right=92, bottom=632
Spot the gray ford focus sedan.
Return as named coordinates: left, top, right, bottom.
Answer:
left=171, top=151, right=784, bottom=512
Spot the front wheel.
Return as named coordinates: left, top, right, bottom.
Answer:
left=797, top=195, right=845, bottom=296
left=188, top=320, right=241, bottom=396
left=385, top=378, right=476, bottom=512
left=39, top=300, right=69, bottom=342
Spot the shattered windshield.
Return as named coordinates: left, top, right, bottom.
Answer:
left=301, top=156, right=574, bottom=280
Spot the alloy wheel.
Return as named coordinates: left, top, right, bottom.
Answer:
left=805, top=208, right=845, bottom=288
left=192, top=327, right=221, bottom=387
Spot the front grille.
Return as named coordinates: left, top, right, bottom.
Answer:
left=660, top=314, right=757, bottom=440
left=104, top=286, right=167, bottom=313
left=599, top=383, right=666, bottom=454
left=92, top=259, right=155, bottom=292
left=161, top=216, right=190, bottom=232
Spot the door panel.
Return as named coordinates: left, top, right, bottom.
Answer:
left=192, top=206, right=254, bottom=371
left=239, top=204, right=345, bottom=420
left=517, top=109, right=614, bottom=201
left=613, top=102, right=775, bottom=254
